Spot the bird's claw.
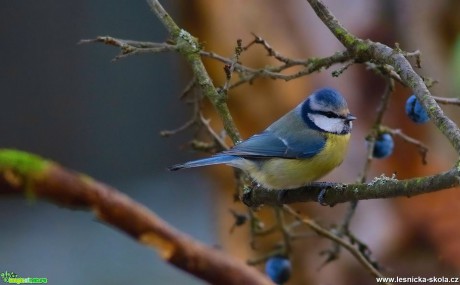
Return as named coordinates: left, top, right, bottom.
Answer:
left=317, top=188, right=329, bottom=206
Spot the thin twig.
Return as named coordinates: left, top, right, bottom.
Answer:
left=199, top=114, right=230, bottom=150
left=331, top=61, right=355, bottom=77
left=201, top=48, right=352, bottom=89
left=365, top=63, right=404, bottom=86
left=274, top=207, right=291, bottom=254
left=362, top=79, right=394, bottom=175
left=432, top=96, right=460, bottom=106
left=374, top=79, right=395, bottom=128
left=245, top=33, right=303, bottom=65
left=160, top=117, right=197, bottom=137
left=249, top=209, right=269, bottom=250
left=383, top=127, right=429, bottom=165
left=283, top=206, right=390, bottom=283
left=160, top=80, right=201, bottom=137
left=400, top=48, right=421, bottom=68
left=79, top=36, right=176, bottom=61
left=229, top=209, right=249, bottom=234
left=220, top=39, right=244, bottom=95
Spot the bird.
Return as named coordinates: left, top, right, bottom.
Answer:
left=169, top=87, right=356, bottom=190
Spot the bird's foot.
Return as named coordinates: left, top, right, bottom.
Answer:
left=317, top=188, right=329, bottom=206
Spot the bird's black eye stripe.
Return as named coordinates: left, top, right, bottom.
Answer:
left=321, top=111, right=340, bottom=118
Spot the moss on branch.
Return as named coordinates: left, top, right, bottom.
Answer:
left=0, top=149, right=272, bottom=285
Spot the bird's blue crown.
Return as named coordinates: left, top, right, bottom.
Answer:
left=300, top=88, right=348, bottom=132
left=312, top=88, right=348, bottom=110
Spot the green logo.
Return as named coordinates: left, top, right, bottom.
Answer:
left=1, top=272, right=47, bottom=284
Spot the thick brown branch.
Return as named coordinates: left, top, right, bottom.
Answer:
left=0, top=150, right=272, bottom=285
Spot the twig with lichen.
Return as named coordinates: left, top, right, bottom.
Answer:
left=149, top=1, right=242, bottom=144
left=243, top=169, right=460, bottom=207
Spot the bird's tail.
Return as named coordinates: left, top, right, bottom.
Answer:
left=168, top=155, right=237, bottom=171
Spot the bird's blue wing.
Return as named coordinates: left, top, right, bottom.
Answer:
left=222, top=130, right=325, bottom=159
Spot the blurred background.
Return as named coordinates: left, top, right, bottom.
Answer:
left=1, top=0, right=460, bottom=284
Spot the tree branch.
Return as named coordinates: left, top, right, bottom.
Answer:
left=147, top=0, right=241, bottom=144
left=78, top=37, right=177, bottom=61
left=81, top=35, right=352, bottom=91
left=243, top=168, right=460, bottom=207
left=0, top=149, right=273, bottom=285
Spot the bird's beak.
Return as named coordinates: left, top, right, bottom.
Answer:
left=346, top=114, right=357, bottom=121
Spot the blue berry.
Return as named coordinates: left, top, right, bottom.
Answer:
left=405, top=95, right=430, bottom=124
left=373, top=133, right=394, bottom=159
left=265, top=256, right=291, bottom=284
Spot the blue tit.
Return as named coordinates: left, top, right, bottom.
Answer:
left=169, top=87, right=356, bottom=190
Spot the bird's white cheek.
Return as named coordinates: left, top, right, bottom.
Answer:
left=308, top=114, right=343, bottom=134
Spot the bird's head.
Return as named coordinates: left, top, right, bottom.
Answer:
left=301, top=88, right=356, bottom=135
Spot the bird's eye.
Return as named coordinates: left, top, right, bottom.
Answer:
left=324, top=111, right=337, bottom=118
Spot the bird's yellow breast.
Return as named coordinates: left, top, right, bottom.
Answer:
left=246, top=133, right=350, bottom=189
